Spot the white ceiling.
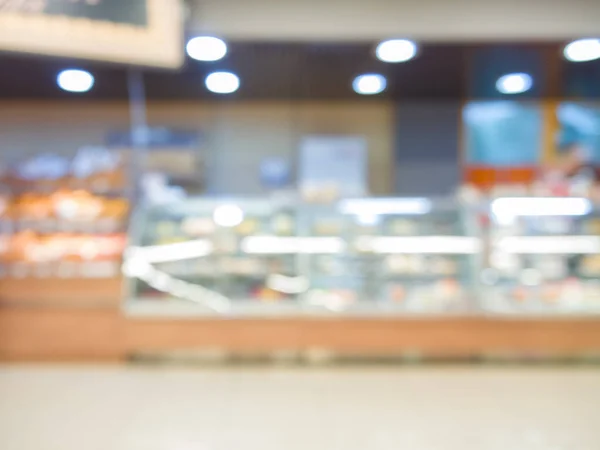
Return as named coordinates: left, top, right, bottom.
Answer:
left=188, top=0, right=599, bottom=41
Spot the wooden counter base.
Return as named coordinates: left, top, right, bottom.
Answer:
left=2, top=308, right=600, bottom=360
left=0, top=308, right=123, bottom=361
left=125, top=317, right=600, bottom=357
left=0, top=278, right=123, bottom=308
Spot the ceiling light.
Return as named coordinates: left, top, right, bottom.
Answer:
left=352, top=74, right=386, bottom=95
left=355, top=236, right=481, bottom=254
left=186, top=36, right=227, bottom=61
left=375, top=39, right=417, bottom=63
left=495, top=73, right=533, bottom=95
left=241, top=237, right=345, bottom=254
left=496, top=236, right=600, bottom=254
left=205, top=71, right=240, bottom=94
left=564, top=38, right=600, bottom=62
left=57, top=69, right=94, bottom=93
left=213, top=204, right=244, bottom=227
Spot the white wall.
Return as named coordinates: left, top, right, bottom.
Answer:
left=190, top=0, right=599, bottom=41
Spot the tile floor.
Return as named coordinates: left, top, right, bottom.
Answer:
left=0, top=365, right=599, bottom=450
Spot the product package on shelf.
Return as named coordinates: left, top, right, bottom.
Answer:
left=1, top=148, right=127, bottom=194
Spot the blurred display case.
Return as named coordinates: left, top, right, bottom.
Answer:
left=480, top=197, right=600, bottom=315
left=124, top=196, right=480, bottom=316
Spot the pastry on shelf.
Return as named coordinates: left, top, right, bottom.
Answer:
left=312, top=220, right=342, bottom=236
left=388, top=284, right=406, bottom=303
left=540, top=284, right=561, bottom=304
left=52, top=190, right=103, bottom=221
left=580, top=255, right=600, bottom=276
left=388, top=219, right=418, bottom=235
left=512, top=286, right=528, bottom=303
left=385, top=255, right=410, bottom=274
left=430, top=257, right=458, bottom=276
left=181, top=217, right=215, bottom=236
left=235, top=218, right=260, bottom=235
left=272, top=214, right=294, bottom=235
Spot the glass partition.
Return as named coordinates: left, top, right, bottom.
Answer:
left=124, top=196, right=480, bottom=316
left=481, top=197, right=600, bottom=315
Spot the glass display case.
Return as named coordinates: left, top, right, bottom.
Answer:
left=123, top=196, right=480, bottom=316
left=480, top=197, right=600, bottom=315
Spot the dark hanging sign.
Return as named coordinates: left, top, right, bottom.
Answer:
left=0, top=0, right=147, bottom=26
left=0, top=0, right=183, bottom=68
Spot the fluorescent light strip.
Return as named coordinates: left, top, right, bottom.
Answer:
left=356, top=236, right=481, bottom=254
left=492, top=197, right=592, bottom=217
left=127, top=240, right=214, bottom=264
left=339, top=198, right=432, bottom=215
left=496, top=236, right=600, bottom=254
left=242, top=236, right=345, bottom=254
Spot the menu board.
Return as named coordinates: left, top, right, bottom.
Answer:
left=0, top=0, right=183, bottom=68
left=462, top=101, right=543, bottom=186
left=557, top=103, right=600, bottom=163
left=463, top=101, right=542, bottom=166
left=0, top=0, right=147, bottom=25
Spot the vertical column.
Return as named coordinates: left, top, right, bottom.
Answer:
left=127, top=69, right=148, bottom=199
left=394, top=101, right=461, bottom=196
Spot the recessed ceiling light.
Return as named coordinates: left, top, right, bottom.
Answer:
left=205, top=71, right=240, bottom=94
left=352, top=74, right=386, bottom=95
left=564, top=38, right=600, bottom=62
left=57, top=69, right=94, bottom=93
left=496, top=73, right=533, bottom=95
left=186, top=36, right=227, bottom=61
left=375, top=39, right=417, bottom=63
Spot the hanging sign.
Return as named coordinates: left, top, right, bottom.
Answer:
left=0, top=0, right=183, bottom=68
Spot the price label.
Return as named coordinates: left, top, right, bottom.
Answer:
left=0, top=220, right=12, bottom=234
left=39, top=219, right=56, bottom=233
left=58, top=221, right=75, bottom=233
left=80, top=261, right=118, bottom=278
left=57, top=262, right=78, bottom=278
left=97, top=218, right=118, bottom=233
left=34, top=263, right=53, bottom=278
left=10, top=262, right=30, bottom=279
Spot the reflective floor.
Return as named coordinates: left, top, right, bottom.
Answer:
left=0, top=365, right=599, bottom=450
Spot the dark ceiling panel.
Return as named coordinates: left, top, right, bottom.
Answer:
left=0, top=42, right=594, bottom=101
